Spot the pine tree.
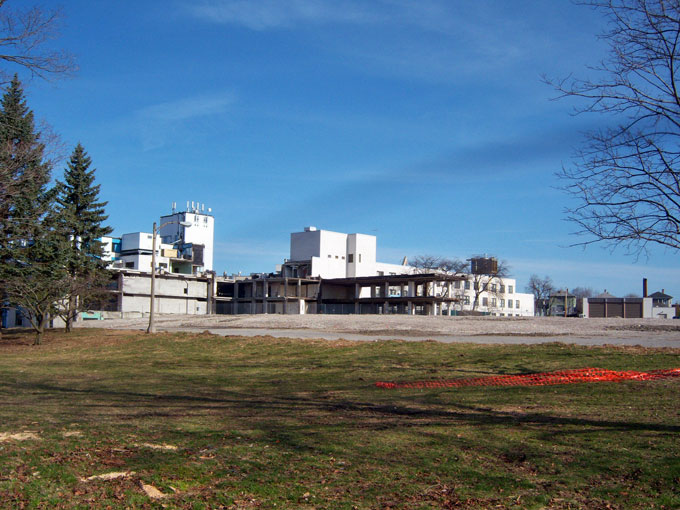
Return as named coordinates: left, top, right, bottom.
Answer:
left=0, top=75, right=52, bottom=243
left=0, top=75, right=67, bottom=345
left=55, top=144, right=112, bottom=332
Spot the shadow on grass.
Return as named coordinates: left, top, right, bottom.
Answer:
left=8, top=380, right=680, bottom=436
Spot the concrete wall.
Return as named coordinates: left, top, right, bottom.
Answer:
left=119, top=273, right=209, bottom=315
left=121, top=232, right=157, bottom=252
left=651, top=305, right=675, bottom=318
left=290, top=229, right=323, bottom=260
left=347, top=233, right=377, bottom=277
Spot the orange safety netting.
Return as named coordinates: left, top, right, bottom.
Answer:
left=375, top=367, right=680, bottom=389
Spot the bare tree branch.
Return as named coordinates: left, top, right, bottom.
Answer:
left=546, top=0, right=680, bottom=255
left=0, top=3, right=76, bottom=82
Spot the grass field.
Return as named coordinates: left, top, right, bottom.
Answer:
left=0, top=328, right=678, bottom=509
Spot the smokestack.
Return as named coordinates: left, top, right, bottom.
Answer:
left=643, top=278, right=648, bottom=297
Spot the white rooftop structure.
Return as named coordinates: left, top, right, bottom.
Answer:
left=287, top=226, right=411, bottom=279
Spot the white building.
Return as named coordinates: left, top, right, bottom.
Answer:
left=160, top=201, right=214, bottom=272
left=284, top=226, right=412, bottom=279
left=101, top=202, right=214, bottom=276
left=278, top=226, right=534, bottom=316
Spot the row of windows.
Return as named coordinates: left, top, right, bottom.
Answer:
left=326, top=253, right=363, bottom=263
left=482, top=297, right=521, bottom=308
left=454, top=281, right=514, bottom=293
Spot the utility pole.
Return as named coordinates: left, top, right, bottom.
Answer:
left=147, top=219, right=192, bottom=334
left=147, top=222, right=158, bottom=333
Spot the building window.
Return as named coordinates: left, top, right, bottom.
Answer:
left=348, top=254, right=354, bottom=263
left=508, top=300, right=513, bottom=308
left=491, top=283, right=497, bottom=292
left=491, top=298, right=497, bottom=307
left=500, top=285, right=505, bottom=293
left=463, top=296, right=470, bottom=305
left=358, top=254, right=362, bottom=263
left=515, top=300, right=520, bottom=308
left=454, top=281, right=460, bottom=289
left=335, top=255, right=339, bottom=259
left=482, top=297, right=488, bottom=307
left=341, top=256, right=345, bottom=260
left=328, top=254, right=331, bottom=258
left=500, top=299, right=505, bottom=307
left=125, top=262, right=134, bottom=268
left=464, top=280, right=470, bottom=290
left=509, top=285, right=514, bottom=294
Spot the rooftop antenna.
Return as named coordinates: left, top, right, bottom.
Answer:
left=186, top=201, right=189, bottom=211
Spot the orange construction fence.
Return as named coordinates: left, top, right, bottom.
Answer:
left=375, top=367, right=680, bottom=390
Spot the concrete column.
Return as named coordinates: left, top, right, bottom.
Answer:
left=408, top=281, right=415, bottom=298
left=297, top=279, right=302, bottom=297
left=117, top=272, right=124, bottom=313
left=354, top=283, right=360, bottom=314
left=233, top=282, right=239, bottom=315
left=282, top=278, right=288, bottom=315
left=370, top=285, right=376, bottom=298
left=383, top=282, right=389, bottom=299
left=263, top=280, right=268, bottom=315
left=383, top=301, right=389, bottom=314
left=251, top=280, right=256, bottom=314
left=407, top=301, right=413, bottom=315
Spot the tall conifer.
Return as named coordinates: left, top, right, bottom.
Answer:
left=0, top=75, right=66, bottom=344
left=56, top=144, right=112, bottom=331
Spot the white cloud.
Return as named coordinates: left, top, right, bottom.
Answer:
left=134, top=91, right=235, bottom=150
left=137, top=92, right=235, bottom=122
left=185, top=0, right=380, bottom=30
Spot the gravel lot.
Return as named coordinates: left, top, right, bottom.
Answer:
left=75, top=314, right=680, bottom=347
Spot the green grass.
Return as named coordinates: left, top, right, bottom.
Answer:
left=0, top=328, right=678, bottom=509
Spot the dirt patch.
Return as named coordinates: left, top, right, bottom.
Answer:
left=76, top=314, right=680, bottom=340
left=0, top=432, right=40, bottom=442
left=135, top=442, right=178, bottom=451
left=82, top=471, right=135, bottom=482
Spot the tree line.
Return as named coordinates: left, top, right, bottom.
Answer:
left=0, top=3, right=108, bottom=344
left=0, top=77, right=110, bottom=344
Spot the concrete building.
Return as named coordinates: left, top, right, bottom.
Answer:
left=103, top=270, right=214, bottom=317
left=239, top=227, right=536, bottom=316
left=160, top=201, right=215, bottom=272
left=282, top=226, right=411, bottom=279
left=101, top=202, right=214, bottom=276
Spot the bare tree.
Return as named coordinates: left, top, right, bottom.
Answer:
left=547, top=0, right=680, bottom=255
left=411, top=255, right=467, bottom=274
left=525, top=274, right=555, bottom=315
left=0, top=1, right=76, bottom=82
left=571, top=286, right=598, bottom=299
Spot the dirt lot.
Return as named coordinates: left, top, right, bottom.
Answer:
left=75, top=314, right=680, bottom=345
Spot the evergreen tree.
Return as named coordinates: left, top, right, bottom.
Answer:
left=0, top=74, right=52, bottom=243
left=55, top=144, right=112, bottom=332
left=0, top=75, right=67, bottom=344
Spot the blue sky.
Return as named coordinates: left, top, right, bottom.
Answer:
left=14, top=0, right=680, bottom=298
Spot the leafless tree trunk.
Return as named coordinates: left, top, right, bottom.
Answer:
left=546, top=0, right=680, bottom=255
